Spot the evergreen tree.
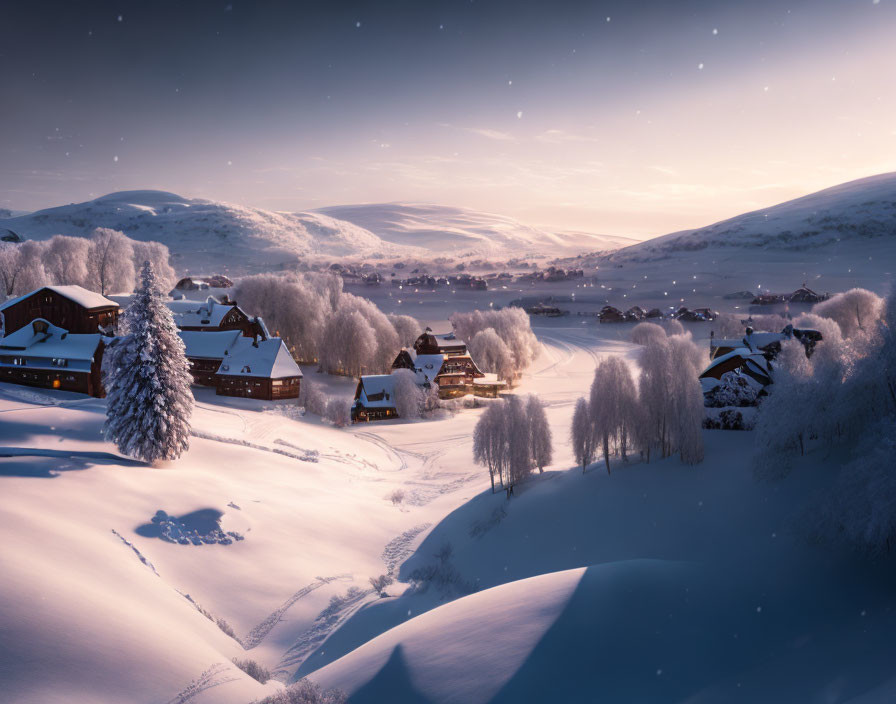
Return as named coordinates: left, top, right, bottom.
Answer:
left=103, top=261, right=193, bottom=462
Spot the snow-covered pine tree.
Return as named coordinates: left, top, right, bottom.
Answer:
left=103, top=261, right=193, bottom=463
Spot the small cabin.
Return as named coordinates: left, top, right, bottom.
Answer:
left=0, top=285, right=119, bottom=336
left=351, top=375, right=398, bottom=422
left=0, top=319, right=106, bottom=396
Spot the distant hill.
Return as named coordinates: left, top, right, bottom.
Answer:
left=316, top=203, right=635, bottom=255
left=0, top=192, right=631, bottom=274
left=609, top=172, right=896, bottom=263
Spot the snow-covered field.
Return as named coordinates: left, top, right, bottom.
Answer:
left=3, top=303, right=896, bottom=703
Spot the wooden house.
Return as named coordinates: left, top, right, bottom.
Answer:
left=169, top=297, right=268, bottom=339
left=0, top=319, right=106, bottom=396
left=179, top=330, right=302, bottom=400
left=412, top=329, right=467, bottom=356
left=351, top=375, right=398, bottom=422
left=0, top=285, right=119, bottom=336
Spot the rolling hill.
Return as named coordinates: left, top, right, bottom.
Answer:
left=609, top=172, right=896, bottom=262
left=316, top=203, right=635, bottom=255
left=0, top=193, right=631, bottom=274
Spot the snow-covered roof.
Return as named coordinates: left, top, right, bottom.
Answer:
left=744, top=331, right=786, bottom=351
left=0, top=319, right=102, bottom=369
left=217, top=338, right=302, bottom=379
left=411, top=353, right=446, bottom=384
left=355, top=375, right=397, bottom=408
left=700, top=347, right=770, bottom=382
left=169, top=297, right=239, bottom=328
left=0, top=285, right=119, bottom=312
left=179, top=330, right=243, bottom=359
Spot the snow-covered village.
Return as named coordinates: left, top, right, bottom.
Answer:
left=2, top=2, right=896, bottom=703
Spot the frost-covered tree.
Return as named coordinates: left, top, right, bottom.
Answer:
left=527, top=394, right=552, bottom=473
left=663, top=319, right=685, bottom=336
left=571, top=397, right=597, bottom=472
left=469, top=327, right=515, bottom=381
left=636, top=336, right=704, bottom=464
left=474, top=402, right=509, bottom=492
left=809, top=418, right=896, bottom=558
left=505, top=395, right=532, bottom=486
left=451, top=308, right=540, bottom=380
left=235, top=273, right=328, bottom=363
left=319, top=308, right=377, bottom=377
left=392, top=368, right=424, bottom=419
left=589, top=356, right=639, bottom=472
left=43, top=235, right=89, bottom=286
left=630, top=321, right=666, bottom=346
left=324, top=397, right=351, bottom=427
left=813, top=288, right=884, bottom=339
left=0, top=240, right=49, bottom=297
left=132, top=240, right=176, bottom=292
left=388, top=313, right=422, bottom=348
left=753, top=339, right=814, bottom=476
left=86, top=228, right=135, bottom=295
left=103, top=261, right=193, bottom=463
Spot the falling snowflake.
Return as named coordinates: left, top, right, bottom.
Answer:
left=117, top=14, right=123, bottom=22
left=698, top=62, right=704, bottom=70
left=355, top=20, right=361, bottom=28
left=516, top=110, right=523, bottom=119
left=712, top=28, right=719, bottom=35
left=113, top=155, right=119, bottom=162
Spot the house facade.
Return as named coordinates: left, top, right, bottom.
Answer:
left=0, top=319, right=106, bottom=396
left=351, top=375, right=399, bottom=422
left=0, top=285, right=119, bottom=336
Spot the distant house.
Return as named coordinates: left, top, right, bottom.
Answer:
left=0, top=285, right=119, bottom=336
left=411, top=329, right=467, bottom=356
left=179, top=330, right=301, bottom=400
left=169, top=296, right=268, bottom=339
left=0, top=319, right=106, bottom=396
left=624, top=306, right=646, bottom=322
left=351, top=375, right=398, bottom=422
left=598, top=306, right=625, bottom=323
left=787, top=285, right=828, bottom=304
left=700, top=348, right=772, bottom=388
left=392, top=330, right=505, bottom=399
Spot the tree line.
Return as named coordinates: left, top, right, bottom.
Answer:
left=0, top=228, right=176, bottom=299
left=451, top=308, right=541, bottom=382
left=572, top=329, right=706, bottom=472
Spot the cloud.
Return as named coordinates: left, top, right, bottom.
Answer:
left=438, top=123, right=517, bottom=142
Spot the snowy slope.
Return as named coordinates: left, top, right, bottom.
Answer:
left=611, top=172, right=896, bottom=262
left=0, top=191, right=404, bottom=273
left=317, top=203, right=634, bottom=255
left=308, top=428, right=896, bottom=704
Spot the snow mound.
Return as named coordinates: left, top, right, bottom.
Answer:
left=612, top=172, right=896, bottom=261
left=316, top=203, right=633, bottom=255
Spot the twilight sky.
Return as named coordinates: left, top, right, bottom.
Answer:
left=2, top=0, right=895, bottom=238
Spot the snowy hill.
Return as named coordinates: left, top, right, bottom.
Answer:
left=316, top=203, right=635, bottom=255
left=611, top=172, right=896, bottom=262
left=0, top=193, right=630, bottom=274
left=0, top=191, right=409, bottom=273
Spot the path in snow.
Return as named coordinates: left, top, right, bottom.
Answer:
left=241, top=574, right=354, bottom=650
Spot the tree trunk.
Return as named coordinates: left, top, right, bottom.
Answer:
left=603, top=435, right=611, bottom=475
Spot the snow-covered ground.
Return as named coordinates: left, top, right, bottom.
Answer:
left=3, top=308, right=896, bottom=703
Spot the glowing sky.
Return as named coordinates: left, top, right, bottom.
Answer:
left=2, top=0, right=895, bottom=238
